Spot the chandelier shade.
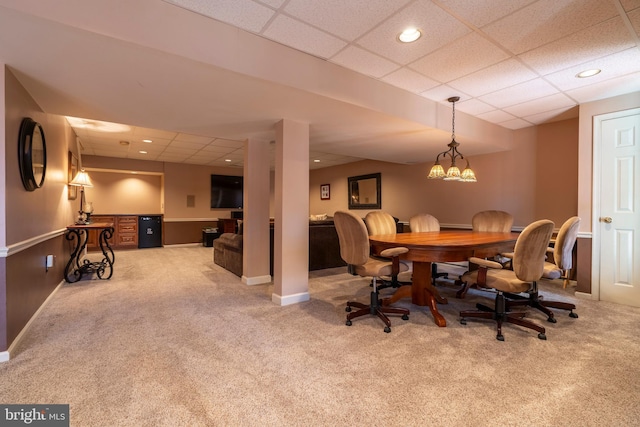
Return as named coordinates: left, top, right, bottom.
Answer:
left=428, top=96, right=476, bottom=182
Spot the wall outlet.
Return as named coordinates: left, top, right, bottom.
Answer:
left=46, top=254, right=54, bottom=268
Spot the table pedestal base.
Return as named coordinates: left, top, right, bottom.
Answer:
left=64, top=226, right=115, bottom=283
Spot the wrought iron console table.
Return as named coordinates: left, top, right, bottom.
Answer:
left=64, top=222, right=115, bottom=283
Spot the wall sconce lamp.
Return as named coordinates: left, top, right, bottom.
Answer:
left=69, top=169, right=94, bottom=223
left=427, top=96, right=477, bottom=182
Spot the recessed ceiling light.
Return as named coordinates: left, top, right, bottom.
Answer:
left=143, top=139, right=152, bottom=143
left=119, top=140, right=130, bottom=146
left=398, top=28, right=421, bottom=43
left=576, top=69, right=601, bottom=78
left=139, top=150, right=147, bottom=154
left=225, top=159, right=232, bottom=162
left=313, top=159, right=320, bottom=163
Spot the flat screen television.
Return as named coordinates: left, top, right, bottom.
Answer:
left=210, top=174, right=243, bottom=209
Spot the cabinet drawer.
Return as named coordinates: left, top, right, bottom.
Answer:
left=118, top=223, right=137, bottom=233
left=117, top=233, right=138, bottom=246
left=118, top=216, right=137, bottom=224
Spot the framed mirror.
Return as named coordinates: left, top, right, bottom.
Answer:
left=18, top=117, right=47, bottom=191
left=348, top=173, right=381, bottom=210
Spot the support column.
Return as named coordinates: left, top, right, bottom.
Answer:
left=242, top=137, right=271, bottom=285
left=273, top=119, right=310, bottom=305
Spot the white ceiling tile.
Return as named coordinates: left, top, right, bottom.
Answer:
left=132, top=127, right=178, bottom=139
left=283, top=0, right=409, bottom=40
left=565, top=71, right=640, bottom=103
left=628, top=8, right=640, bottom=35
left=381, top=68, right=439, bottom=93
left=483, top=0, right=619, bottom=54
left=410, top=32, right=509, bottom=83
left=544, top=48, right=640, bottom=91
left=162, top=146, right=199, bottom=154
left=448, top=59, right=538, bottom=97
left=503, top=92, right=575, bottom=117
left=477, top=109, right=517, bottom=123
left=212, top=139, right=245, bottom=148
left=523, top=106, right=577, bottom=124
left=519, top=17, right=636, bottom=75
left=621, top=0, right=640, bottom=12
left=455, top=99, right=497, bottom=115
left=255, top=0, right=286, bottom=9
left=165, top=0, right=275, bottom=33
left=173, top=133, right=215, bottom=144
left=420, top=85, right=471, bottom=103
left=263, top=15, right=347, bottom=59
left=498, top=118, right=533, bottom=129
left=356, top=0, right=471, bottom=65
left=331, top=46, right=399, bottom=78
left=479, top=78, right=560, bottom=108
left=168, top=141, right=210, bottom=150
left=437, top=0, right=537, bottom=27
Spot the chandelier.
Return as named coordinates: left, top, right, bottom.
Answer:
left=427, top=96, right=477, bottom=182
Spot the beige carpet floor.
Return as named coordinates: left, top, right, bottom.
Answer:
left=1, top=246, right=639, bottom=426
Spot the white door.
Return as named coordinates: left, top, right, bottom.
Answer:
left=597, top=109, right=640, bottom=307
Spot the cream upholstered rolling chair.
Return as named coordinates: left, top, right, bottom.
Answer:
left=456, top=210, right=514, bottom=298
left=459, top=219, right=554, bottom=341
left=334, top=211, right=410, bottom=333
left=543, top=216, right=581, bottom=289
left=364, top=211, right=411, bottom=289
left=504, top=216, right=581, bottom=320
left=409, top=213, right=448, bottom=285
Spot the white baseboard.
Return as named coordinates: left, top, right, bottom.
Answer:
left=575, top=291, right=593, bottom=300
left=1, top=279, right=65, bottom=363
left=272, top=292, right=310, bottom=306
left=242, top=275, right=271, bottom=285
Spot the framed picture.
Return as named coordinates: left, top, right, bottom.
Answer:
left=320, top=184, right=330, bottom=200
left=68, top=151, right=78, bottom=200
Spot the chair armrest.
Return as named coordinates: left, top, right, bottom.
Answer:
left=380, top=247, right=409, bottom=258
left=500, top=251, right=514, bottom=260
left=468, top=257, right=503, bottom=270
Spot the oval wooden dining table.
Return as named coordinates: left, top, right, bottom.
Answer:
left=369, top=230, right=520, bottom=327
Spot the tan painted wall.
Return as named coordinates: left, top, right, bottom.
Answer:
left=83, top=171, right=162, bottom=215
left=4, top=67, right=77, bottom=246
left=310, top=125, right=540, bottom=227
left=535, top=118, right=579, bottom=225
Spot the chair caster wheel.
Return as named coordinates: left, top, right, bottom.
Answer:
left=496, top=334, right=504, bottom=341
left=547, top=316, right=557, bottom=323
left=569, top=312, right=578, bottom=318
left=460, top=318, right=467, bottom=325
left=402, top=314, right=409, bottom=321
left=345, top=306, right=351, bottom=312
left=384, top=326, right=391, bottom=333
left=346, top=320, right=352, bottom=326
left=538, top=333, right=547, bottom=340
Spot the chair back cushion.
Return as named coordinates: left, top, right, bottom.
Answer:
left=334, top=211, right=371, bottom=266
left=409, top=214, right=440, bottom=232
left=472, top=210, right=513, bottom=232
left=553, top=216, right=581, bottom=270
left=364, top=211, right=397, bottom=236
left=513, top=220, right=555, bottom=282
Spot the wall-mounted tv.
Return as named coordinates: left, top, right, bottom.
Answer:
left=211, top=174, right=243, bottom=209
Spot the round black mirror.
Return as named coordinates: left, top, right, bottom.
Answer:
left=18, top=117, right=47, bottom=191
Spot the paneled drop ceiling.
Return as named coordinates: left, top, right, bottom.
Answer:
left=1, top=0, right=639, bottom=169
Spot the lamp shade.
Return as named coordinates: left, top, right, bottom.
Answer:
left=69, top=169, right=93, bottom=187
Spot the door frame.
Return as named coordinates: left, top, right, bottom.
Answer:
left=591, top=107, right=640, bottom=301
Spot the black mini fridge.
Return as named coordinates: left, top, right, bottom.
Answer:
left=138, top=215, right=162, bottom=248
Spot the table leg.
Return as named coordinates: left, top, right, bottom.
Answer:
left=64, top=229, right=88, bottom=283
left=412, top=262, right=447, bottom=327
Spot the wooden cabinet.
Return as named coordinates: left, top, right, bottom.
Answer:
left=116, top=216, right=138, bottom=248
left=88, top=215, right=138, bottom=251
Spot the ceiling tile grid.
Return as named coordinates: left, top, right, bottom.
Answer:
left=37, top=0, right=640, bottom=165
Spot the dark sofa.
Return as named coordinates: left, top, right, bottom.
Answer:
left=213, top=218, right=346, bottom=277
